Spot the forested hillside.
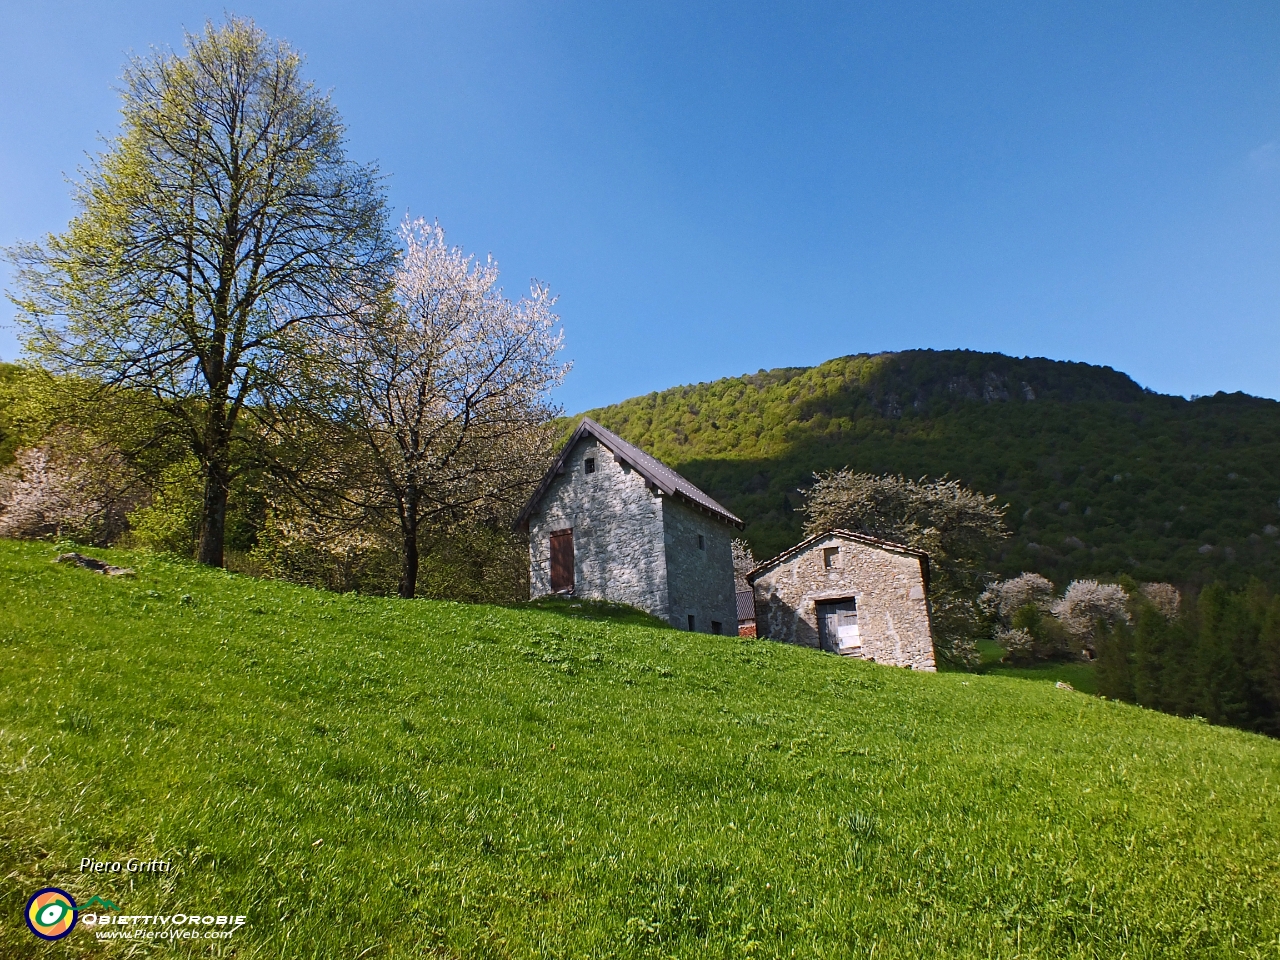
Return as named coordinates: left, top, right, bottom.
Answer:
left=578, top=350, right=1280, bottom=589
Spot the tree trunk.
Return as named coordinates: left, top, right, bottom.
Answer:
left=197, top=458, right=230, bottom=567
left=399, top=487, right=419, bottom=599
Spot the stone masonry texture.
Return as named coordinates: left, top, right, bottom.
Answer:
left=528, top=436, right=669, bottom=620
left=751, top=534, right=936, bottom=670
left=526, top=435, right=738, bottom=633
left=662, top=495, right=739, bottom=635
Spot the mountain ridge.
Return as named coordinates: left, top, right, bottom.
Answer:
left=573, top=349, right=1280, bottom=588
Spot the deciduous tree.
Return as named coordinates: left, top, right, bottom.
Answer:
left=732, top=538, right=757, bottom=590
left=8, top=17, right=391, bottom=567
left=1051, top=579, right=1130, bottom=654
left=321, top=218, right=567, bottom=599
left=979, top=572, right=1064, bottom=663
left=1139, top=582, right=1181, bottom=620
left=803, top=470, right=1007, bottom=665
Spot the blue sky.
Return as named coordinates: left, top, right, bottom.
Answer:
left=2, top=1, right=1278, bottom=410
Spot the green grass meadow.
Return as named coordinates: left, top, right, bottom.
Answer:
left=974, top=640, right=1100, bottom=695
left=1, top=538, right=1279, bottom=958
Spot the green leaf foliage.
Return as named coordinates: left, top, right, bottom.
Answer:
left=7, top=16, right=392, bottom=566
left=576, top=349, right=1280, bottom=590
left=124, top=456, right=203, bottom=555
left=1098, top=580, right=1280, bottom=736
left=803, top=470, right=1009, bottom=666
left=0, top=362, right=23, bottom=465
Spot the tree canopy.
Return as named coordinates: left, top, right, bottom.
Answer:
left=8, top=16, right=392, bottom=567
left=577, top=349, right=1280, bottom=590
left=803, top=469, right=1008, bottom=665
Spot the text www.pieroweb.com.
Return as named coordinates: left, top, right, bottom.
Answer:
left=84, top=913, right=246, bottom=941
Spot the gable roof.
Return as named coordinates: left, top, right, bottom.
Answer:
left=747, top=529, right=929, bottom=588
left=515, top=417, right=744, bottom=529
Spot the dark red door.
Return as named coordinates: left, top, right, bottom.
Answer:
left=550, top=529, right=574, bottom=592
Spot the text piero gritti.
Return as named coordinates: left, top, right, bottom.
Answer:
left=80, top=858, right=172, bottom=874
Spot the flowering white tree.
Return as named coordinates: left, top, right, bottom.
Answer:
left=1139, top=582, right=1181, bottom=620
left=732, top=538, right=757, bottom=590
left=0, top=447, right=90, bottom=540
left=326, top=218, right=568, bottom=598
left=979, top=572, right=1055, bottom=622
left=0, top=433, right=141, bottom=543
left=981, top=574, right=1170, bottom=663
left=978, top=572, right=1063, bottom=663
left=1052, top=579, right=1130, bottom=650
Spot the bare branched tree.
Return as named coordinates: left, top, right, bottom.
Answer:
left=323, top=218, right=568, bottom=598
left=7, top=17, right=392, bottom=567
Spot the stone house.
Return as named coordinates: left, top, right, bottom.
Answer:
left=748, top=530, right=936, bottom=670
left=515, top=418, right=742, bottom=634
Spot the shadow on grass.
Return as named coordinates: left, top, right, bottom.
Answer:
left=508, top=594, right=676, bottom=630
left=970, top=637, right=1099, bottom=694
left=979, top=660, right=1099, bottom=695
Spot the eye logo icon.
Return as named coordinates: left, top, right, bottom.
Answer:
left=25, top=887, right=78, bottom=941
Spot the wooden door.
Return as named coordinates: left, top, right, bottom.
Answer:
left=816, top=599, right=858, bottom=653
left=835, top=605, right=860, bottom=654
left=816, top=602, right=838, bottom=651
left=550, top=529, right=574, bottom=592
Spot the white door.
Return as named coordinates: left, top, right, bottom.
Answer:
left=817, top=600, right=859, bottom=654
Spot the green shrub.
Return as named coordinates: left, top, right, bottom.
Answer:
left=125, top=457, right=202, bottom=555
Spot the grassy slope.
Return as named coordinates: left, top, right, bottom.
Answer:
left=577, top=350, right=1280, bottom=588
left=975, top=640, right=1101, bottom=695
left=2, top=539, right=1279, bottom=958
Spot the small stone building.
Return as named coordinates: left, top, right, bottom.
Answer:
left=515, top=418, right=742, bottom=634
left=748, top=530, right=936, bottom=670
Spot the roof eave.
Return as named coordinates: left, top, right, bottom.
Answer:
left=514, top=416, right=745, bottom=532
left=512, top=420, right=593, bottom=531
left=746, top=528, right=928, bottom=582
left=670, top=489, right=745, bottom=529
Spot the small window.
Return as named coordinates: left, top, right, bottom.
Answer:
left=711, top=621, right=722, bottom=635
left=584, top=457, right=596, bottom=475
left=687, top=615, right=696, bottom=631
left=823, top=547, right=839, bottom=568
left=697, top=534, right=705, bottom=551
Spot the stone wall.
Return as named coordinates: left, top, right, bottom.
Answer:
left=662, top=495, right=739, bottom=634
left=751, top=535, right=935, bottom=670
left=527, top=436, right=670, bottom=618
